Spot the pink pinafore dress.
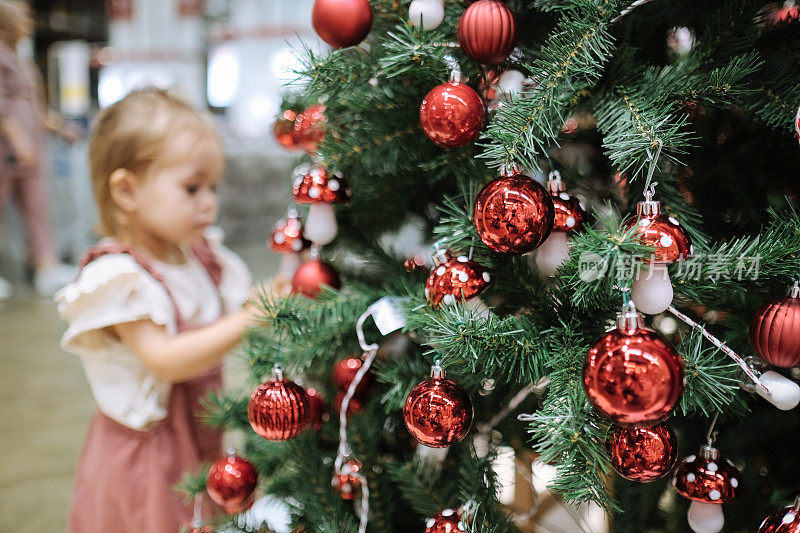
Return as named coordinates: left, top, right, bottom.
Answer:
left=68, top=241, right=225, bottom=532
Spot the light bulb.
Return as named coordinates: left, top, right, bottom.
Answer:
left=409, top=0, right=444, bottom=30
left=756, top=370, right=800, bottom=410
left=687, top=501, right=724, bottom=533
left=305, top=204, right=338, bottom=245
left=631, top=263, right=673, bottom=314
left=535, top=231, right=569, bottom=276
left=277, top=253, right=302, bottom=281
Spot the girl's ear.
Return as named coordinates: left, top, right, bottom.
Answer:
left=108, top=168, right=140, bottom=213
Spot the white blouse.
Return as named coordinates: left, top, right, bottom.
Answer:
left=56, top=233, right=252, bottom=430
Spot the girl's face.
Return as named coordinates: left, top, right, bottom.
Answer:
left=131, top=131, right=224, bottom=255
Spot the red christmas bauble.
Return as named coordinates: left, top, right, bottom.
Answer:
left=457, top=0, right=518, bottom=65
left=750, top=293, right=800, bottom=368
left=583, top=312, right=684, bottom=425
left=248, top=373, right=310, bottom=441
left=291, top=260, right=342, bottom=297
left=759, top=502, right=800, bottom=533
left=673, top=445, right=741, bottom=504
left=274, top=109, right=299, bottom=149
left=420, top=82, right=486, bottom=149
left=293, top=166, right=351, bottom=205
left=426, top=508, right=464, bottom=532
left=206, top=452, right=258, bottom=514
left=624, top=201, right=692, bottom=263
left=270, top=214, right=310, bottom=253
left=607, top=422, right=678, bottom=482
left=332, top=356, right=374, bottom=394
left=332, top=459, right=362, bottom=500
left=293, top=104, right=327, bottom=153
left=403, top=369, right=473, bottom=447
left=306, top=387, right=328, bottom=430
left=425, top=253, right=490, bottom=308
left=473, top=174, right=555, bottom=254
left=312, top=0, right=372, bottom=49
left=548, top=180, right=587, bottom=233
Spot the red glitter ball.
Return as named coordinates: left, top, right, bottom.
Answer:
left=403, top=373, right=473, bottom=447
left=206, top=452, right=258, bottom=514
left=420, top=82, right=485, bottom=149
left=583, top=323, right=684, bottom=426
left=608, top=422, right=678, bottom=482
left=293, top=104, right=327, bottom=153
left=473, top=174, right=554, bottom=254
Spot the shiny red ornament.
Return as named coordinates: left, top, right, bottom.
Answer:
left=312, top=0, right=372, bottom=49
left=291, top=260, right=342, bottom=297
left=759, top=498, right=800, bottom=533
left=273, top=109, right=299, bottom=150
left=332, top=356, right=374, bottom=394
left=673, top=444, right=741, bottom=504
left=425, top=252, right=491, bottom=308
left=608, top=422, right=678, bottom=482
left=293, top=104, right=327, bottom=153
left=403, top=365, right=473, bottom=447
left=457, top=0, right=518, bottom=64
left=420, top=82, right=486, bottom=149
left=473, top=173, right=554, bottom=254
left=306, top=387, right=328, bottom=430
left=332, top=459, right=362, bottom=500
left=206, top=451, right=258, bottom=514
left=750, top=289, right=800, bottom=368
left=270, top=214, right=310, bottom=253
left=248, top=367, right=310, bottom=441
left=548, top=177, right=587, bottom=233
left=624, top=199, right=692, bottom=263
left=426, top=508, right=465, bottom=533
left=583, top=305, right=684, bottom=425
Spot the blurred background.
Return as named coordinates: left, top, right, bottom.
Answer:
left=0, top=1, right=323, bottom=530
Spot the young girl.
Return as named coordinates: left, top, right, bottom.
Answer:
left=56, top=88, right=258, bottom=532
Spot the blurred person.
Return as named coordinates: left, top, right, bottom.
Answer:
left=0, top=0, right=77, bottom=298
left=56, top=88, right=265, bottom=532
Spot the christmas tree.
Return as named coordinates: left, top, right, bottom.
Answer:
left=184, top=0, right=800, bottom=531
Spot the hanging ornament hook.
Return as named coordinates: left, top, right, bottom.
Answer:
left=643, top=137, right=663, bottom=197
left=443, top=55, right=462, bottom=83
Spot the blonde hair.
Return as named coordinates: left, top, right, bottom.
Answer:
left=89, top=88, right=221, bottom=237
left=0, top=0, right=28, bottom=48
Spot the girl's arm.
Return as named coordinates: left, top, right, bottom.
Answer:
left=113, top=308, right=256, bottom=383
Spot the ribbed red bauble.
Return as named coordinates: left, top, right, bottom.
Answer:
left=457, top=0, right=518, bottom=64
left=426, top=508, right=465, bottom=532
left=749, top=287, right=800, bottom=368
left=312, top=0, right=372, bottom=49
left=425, top=252, right=491, bottom=309
left=273, top=109, right=298, bottom=149
left=248, top=366, right=310, bottom=441
left=473, top=172, right=554, bottom=254
left=293, top=104, right=326, bottom=153
left=332, top=459, right=362, bottom=500
left=403, top=364, right=473, bottom=447
left=420, top=82, right=485, bottom=149
left=332, top=356, right=374, bottom=394
left=583, top=303, right=684, bottom=426
left=608, top=422, right=678, bottom=482
left=206, top=450, right=258, bottom=514
left=291, top=260, right=341, bottom=297
left=759, top=497, right=800, bottom=533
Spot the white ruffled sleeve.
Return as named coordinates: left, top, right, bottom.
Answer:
left=55, top=254, right=176, bottom=358
left=205, top=227, right=253, bottom=312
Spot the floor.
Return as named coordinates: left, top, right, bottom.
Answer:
left=0, top=241, right=279, bottom=532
